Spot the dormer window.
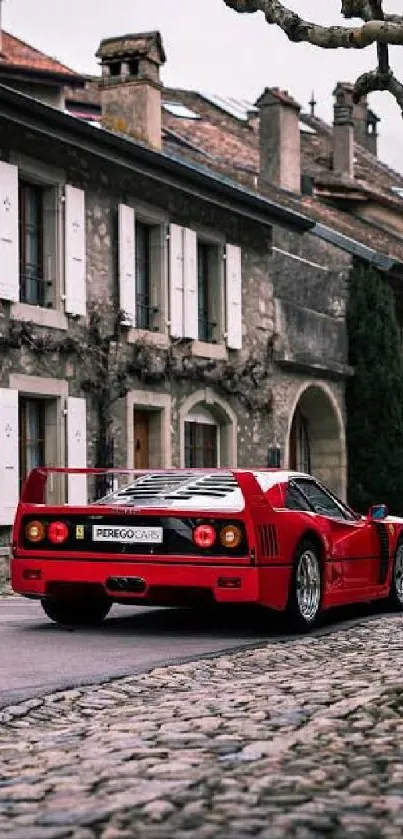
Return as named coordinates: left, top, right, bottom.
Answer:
left=128, top=59, right=139, bottom=77
left=109, top=61, right=122, bottom=78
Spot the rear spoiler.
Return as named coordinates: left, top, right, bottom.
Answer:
left=20, top=466, right=274, bottom=513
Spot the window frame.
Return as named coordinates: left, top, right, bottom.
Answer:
left=127, top=203, right=168, bottom=339
left=11, top=154, right=67, bottom=329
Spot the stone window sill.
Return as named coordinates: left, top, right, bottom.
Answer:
left=11, top=303, right=68, bottom=331
left=127, top=328, right=169, bottom=347
left=191, top=341, right=228, bottom=361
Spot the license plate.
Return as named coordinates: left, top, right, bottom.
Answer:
left=92, top=525, right=163, bottom=544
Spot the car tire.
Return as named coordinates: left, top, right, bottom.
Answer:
left=387, top=539, right=403, bottom=610
left=41, top=595, right=111, bottom=626
left=286, top=539, right=322, bottom=631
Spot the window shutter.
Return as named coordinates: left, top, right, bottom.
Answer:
left=118, top=204, right=136, bottom=326
left=225, top=244, right=243, bottom=350
left=183, top=227, right=198, bottom=339
left=64, top=185, right=86, bottom=317
left=67, top=397, right=87, bottom=505
left=0, top=162, right=19, bottom=303
left=0, top=388, right=19, bottom=525
left=169, top=224, right=184, bottom=338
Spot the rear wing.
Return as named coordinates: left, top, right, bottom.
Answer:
left=19, top=466, right=274, bottom=513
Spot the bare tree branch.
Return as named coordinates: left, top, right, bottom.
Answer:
left=354, top=70, right=403, bottom=114
left=223, top=1, right=403, bottom=48
left=223, top=0, right=403, bottom=114
left=341, top=1, right=402, bottom=23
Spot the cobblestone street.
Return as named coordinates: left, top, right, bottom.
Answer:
left=1, top=612, right=403, bottom=838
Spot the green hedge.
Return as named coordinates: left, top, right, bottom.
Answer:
left=346, top=259, right=403, bottom=514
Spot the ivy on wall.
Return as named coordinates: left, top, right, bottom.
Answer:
left=346, top=259, right=403, bottom=514
left=0, top=301, right=273, bottom=467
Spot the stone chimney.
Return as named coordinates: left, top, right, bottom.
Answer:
left=256, top=87, right=301, bottom=193
left=96, top=31, right=166, bottom=150
left=333, top=82, right=354, bottom=180
left=352, top=95, right=379, bottom=156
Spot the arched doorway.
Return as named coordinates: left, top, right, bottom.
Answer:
left=287, top=384, right=346, bottom=498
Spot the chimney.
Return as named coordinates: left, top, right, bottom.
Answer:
left=333, top=82, right=354, bottom=179
left=256, top=87, right=301, bottom=193
left=96, top=31, right=166, bottom=150
left=352, top=95, right=379, bottom=156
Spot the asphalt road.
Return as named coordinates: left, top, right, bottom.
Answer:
left=0, top=598, right=276, bottom=709
left=0, top=597, right=390, bottom=710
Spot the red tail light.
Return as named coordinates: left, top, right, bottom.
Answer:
left=48, top=521, right=69, bottom=545
left=193, top=523, right=216, bottom=549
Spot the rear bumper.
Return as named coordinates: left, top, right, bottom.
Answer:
left=11, top=558, right=291, bottom=611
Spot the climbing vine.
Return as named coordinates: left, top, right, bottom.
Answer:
left=0, top=300, right=273, bottom=468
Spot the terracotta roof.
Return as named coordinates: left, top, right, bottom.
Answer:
left=0, top=31, right=79, bottom=79
left=62, top=77, right=403, bottom=263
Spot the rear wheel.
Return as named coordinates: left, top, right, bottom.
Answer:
left=387, top=539, right=403, bottom=610
left=41, top=594, right=111, bottom=626
left=286, top=539, right=322, bottom=631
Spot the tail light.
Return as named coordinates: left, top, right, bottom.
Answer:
left=193, top=523, right=216, bottom=549
left=25, top=520, right=46, bottom=544
left=220, top=524, right=242, bottom=549
left=48, top=521, right=69, bottom=545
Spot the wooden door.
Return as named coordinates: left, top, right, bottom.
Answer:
left=133, top=410, right=150, bottom=469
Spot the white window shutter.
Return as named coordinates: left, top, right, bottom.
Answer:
left=67, top=397, right=87, bottom=505
left=169, top=224, right=184, bottom=338
left=64, top=185, right=86, bottom=317
left=0, top=162, right=19, bottom=303
left=225, top=244, right=243, bottom=350
left=0, top=389, right=19, bottom=525
left=183, top=227, right=198, bottom=339
left=118, top=204, right=136, bottom=326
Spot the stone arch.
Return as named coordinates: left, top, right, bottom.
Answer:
left=285, top=381, right=346, bottom=499
left=179, top=388, right=238, bottom=468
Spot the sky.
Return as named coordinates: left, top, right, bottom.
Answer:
left=4, top=0, right=403, bottom=174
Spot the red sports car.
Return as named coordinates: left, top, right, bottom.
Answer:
left=10, top=467, right=403, bottom=631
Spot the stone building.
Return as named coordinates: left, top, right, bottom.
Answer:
left=1, top=27, right=403, bottom=542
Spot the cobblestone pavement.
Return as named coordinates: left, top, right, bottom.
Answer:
left=1, top=614, right=403, bottom=838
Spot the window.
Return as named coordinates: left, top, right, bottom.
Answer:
left=185, top=421, right=218, bottom=468
left=19, top=182, right=45, bottom=306
left=289, top=408, right=311, bottom=473
left=292, top=478, right=356, bottom=521
left=109, top=61, right=121, bottom=77
left=136, top=221, right=152, bottom=329
left=285, top=483, right=312, bottom=512
left=128, top=59, right=139, bottom=76
left=197, top=240, right=219, bottom=343
left=18, top=179, right=57, bottom=309
left=19, top=397, right=46, bottom=489
left=135, top=220, right=160, bottom=331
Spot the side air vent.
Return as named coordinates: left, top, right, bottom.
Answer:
left=258, top=524, right=278, bottom=557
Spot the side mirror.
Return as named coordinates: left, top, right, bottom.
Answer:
left=368, top=503, right=388, bottom=521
